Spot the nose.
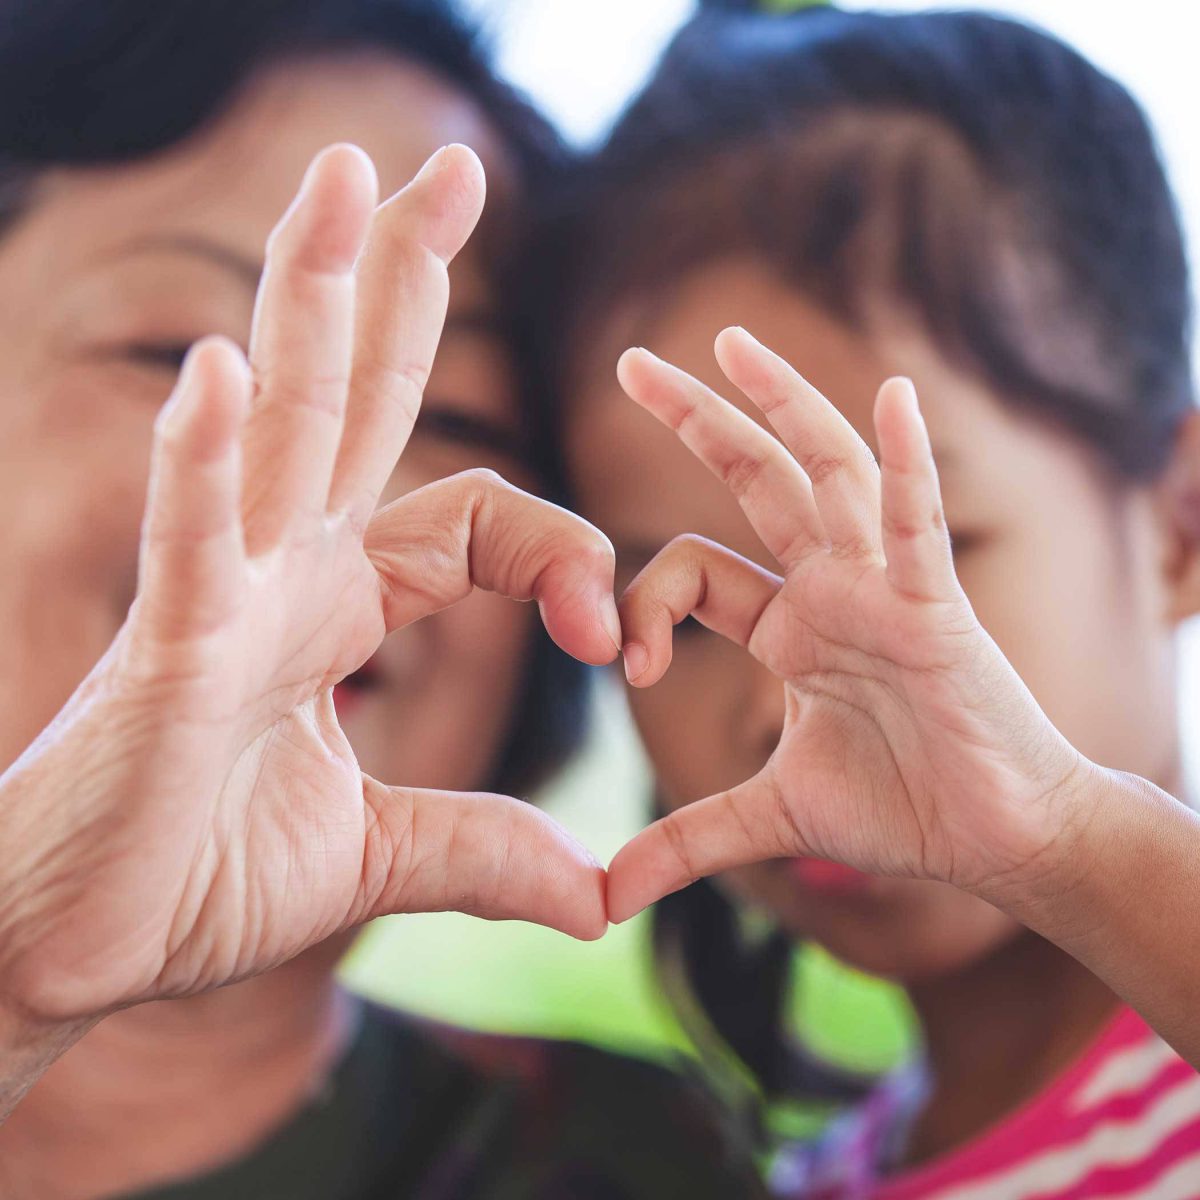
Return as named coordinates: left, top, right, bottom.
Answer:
left=738, top=658, right=786, bottom=770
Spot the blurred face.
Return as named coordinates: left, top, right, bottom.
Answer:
left=0, top=54, right=535, bottom=794
left=570, top=256, right=1187, bottom=981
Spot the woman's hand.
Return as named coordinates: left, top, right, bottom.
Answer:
left=607, top=326, right=1097, bottom=923
left=0, top=145, right=617, bottom=1064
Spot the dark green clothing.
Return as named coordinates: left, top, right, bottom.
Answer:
left=126, top=1004, right=767, bottom=1200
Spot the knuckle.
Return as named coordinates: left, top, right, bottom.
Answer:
left=575, top=531, right=616, bottom=574
left=722, top=451, right=766, bottom=498
left=255, top=365, right=347, bottom=419
left=805, top=451, right=848, bottom=488
left=666, top=532, right=707, bottom=556
left=661, top=816, right=698, bottom=884
left=453, top=467, right=511, bottom=519
left=459, top=465, right=507, bottom=491
left=354, top=352, right=430, bottom=410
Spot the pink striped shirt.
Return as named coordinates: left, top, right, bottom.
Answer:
left=772, top=1008, right=1200, bottom=1199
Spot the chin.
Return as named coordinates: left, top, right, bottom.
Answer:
left=770, top=876, right=1024, bottom=985
left=806, top=928, right=985, bottom=983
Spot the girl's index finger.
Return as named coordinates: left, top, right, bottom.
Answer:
left=616, top=347, right=827, bottom=570
left=715, top=326, right=884, bottom=562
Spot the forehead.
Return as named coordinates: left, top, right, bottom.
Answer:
left=23, top=52, right=511, bottom=290
left=568, top=256, right=1090, bottom=545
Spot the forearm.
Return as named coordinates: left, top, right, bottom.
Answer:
left=984, top=763, right=1200, bottom=1066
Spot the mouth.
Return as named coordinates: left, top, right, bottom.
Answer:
left=332, top=654, right=383, bottom=718
left=786, top=857, right=876, bottom=895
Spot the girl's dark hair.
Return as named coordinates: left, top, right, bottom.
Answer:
left=536, top=4, right=1194, bottom=1122
left=0, top=0, right=586, bottom=797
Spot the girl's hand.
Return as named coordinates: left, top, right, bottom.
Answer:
left=607, top=327, right=1095, bottom=923
left=0, top=145, right=617, bottom=1044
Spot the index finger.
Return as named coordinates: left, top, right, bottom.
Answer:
left=616, top=347, right=826, bottom=570
left=328, top=144, right=487, bottom=528
left=715, top=326, right=883, bottom=560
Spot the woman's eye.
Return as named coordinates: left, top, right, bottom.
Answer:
left=415, top=406, right=526, bottom=465
left=120, top=342, right=193, bottom=373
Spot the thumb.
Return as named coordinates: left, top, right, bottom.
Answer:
left=354, top=776, right=608, bottom=941
left=606, top=765, right=805, bottom=924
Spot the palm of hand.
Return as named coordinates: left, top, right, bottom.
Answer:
left=753, top=560, right=1000, bottom=884
left=129, top=532, right=383, bottom=999
left=608, top=327, right=1080, bottom=922
left=3, top=144, right=615, bottom=1023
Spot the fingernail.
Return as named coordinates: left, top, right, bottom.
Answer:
left=897, top=376, right=920, bottom=410
left=414, top=145, right=449, bottom=184
left=602, top=595, right=623, bottom=656
left=618, top=346, right=653, bottom=371
left=623, top=642, right=649, bottom=683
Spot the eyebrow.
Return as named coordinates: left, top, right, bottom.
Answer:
left=113, top=237, right=507, bottom=333
left=117, top=234, right=264, bottom=288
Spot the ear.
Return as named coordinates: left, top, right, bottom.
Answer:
left=1157, top=409, right=1200, bottom=623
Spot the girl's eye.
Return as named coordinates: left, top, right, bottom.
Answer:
left=947, top=529, right=986, bottom=558
left=120, top=342, right=193, bottom=373
left=415, top=405, right=527, bottom=465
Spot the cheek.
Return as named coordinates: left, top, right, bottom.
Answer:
left=958, top=510, right=1173, bottom=778
left=3, top=368, right=159, bottom=585
left=0, top=369, right=161, bottom=765
left=791, top=882, right=1022, bottom=982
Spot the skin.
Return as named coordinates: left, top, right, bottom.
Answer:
left=0, top=52, right=536, bottom=814
left=0, top=57, right=618, bottom=1198
left=569, top=257, right=1200, bottom=1164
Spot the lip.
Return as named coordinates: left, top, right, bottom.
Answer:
left=787, top=857, right=876, bottom=895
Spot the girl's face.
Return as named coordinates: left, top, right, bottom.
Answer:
left=0, top=54, right=534, bottom=795
left=570, top=256, right=1189, bottom=982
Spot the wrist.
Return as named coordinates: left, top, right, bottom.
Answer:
left=974, top=758, right=1183, bottom=940
left=968, top=748, right=1104, bottom=917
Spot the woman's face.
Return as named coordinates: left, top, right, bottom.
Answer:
left=570, top=256, right=1188, bottom=982
left=0, top=53, right=535, bottom=794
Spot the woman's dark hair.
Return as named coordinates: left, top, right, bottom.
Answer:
left=535, top=4, right=1194, bottom=1125
left=0, top=0, right=587, bottom=797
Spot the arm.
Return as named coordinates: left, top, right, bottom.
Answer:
left=986, top=763, right=1200, bottom=1064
